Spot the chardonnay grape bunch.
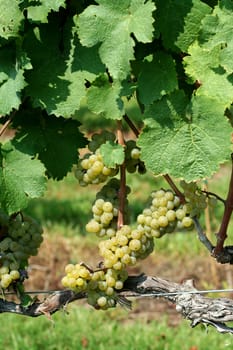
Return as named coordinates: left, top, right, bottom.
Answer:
left=75, top=132, right=118, bottom=186
left=0, top=211, right=43, bottom=289
left=136, top=189, right=194, bottom=239
left=62, top=263, right=128, bottom=310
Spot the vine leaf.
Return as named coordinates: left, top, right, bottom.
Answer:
left=0, top=2, right=24, bottom=40
left=87, top=78, right=124, bottom=120
left=156, top=0, right=211, bottom=52
left=24, top=17, right=105, bottom=117
left=138, top=91, right=232, bottom=181
left=0, top=142, right=47, bottom=215
left=199, top=0, right=233, bottom=73
left=22, top=0, right=66, bottom=23
left=100, top=142, right=124, bottom=168
left=137, top=52, right=178, bottom=106
left=184, top=43, right=233, bottom=109
left=0, top=46, right=28, bottom=115
left=184, top=0, right=233, bottom=109
left=12, top=110, right=87, bottom=180
left=76, top=0, right=155, bottom=80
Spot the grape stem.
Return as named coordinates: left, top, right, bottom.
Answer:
left=0, top=118, right=11, bottom=137
left=213, top=153, right=233, bottom=257
left=201, top=190, right=225, bottom=204
left=123, top=114, right=140, bottom=137
left=163, top=174, right=186, bottom=203
left=123, top=115, right=185, bottom=202
left=117, top=120, right=126, bottom=229
left=0, top=109, right=16, bottom=137
left=192, top=216, right=213, bottom=252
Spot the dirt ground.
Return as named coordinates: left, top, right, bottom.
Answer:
left=23, top=234, right=233, bottom=326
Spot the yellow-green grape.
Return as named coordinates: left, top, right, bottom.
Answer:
left=125, top=140, right=146, bottom=174
left=131, top=148, right=141, bottom=160
left=0, top=273, right=12, bottom=289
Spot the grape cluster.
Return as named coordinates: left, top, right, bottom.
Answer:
left=62, top=264, right=128, bottom=310
left=125, top=140, right=146, bottom=174
left=86, top=179, right=130, bottom=238
left=62, top=223, right=153, bottom=309
left=136, top=189, right=194, bottom=239
left=0, top=212, right=43, bottom=289
left=75, top=150, right=118, bottom=187
left=180, top=181, right=207, bottom=216
left=62, top=187, right=195, bottom=310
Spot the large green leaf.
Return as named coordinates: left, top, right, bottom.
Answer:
left=156, top=0, right=211, bottom=52
left=184, top=42, right=233, bottom=108
left=199, top=0, right=233, bottom=73
left=137, top=52, right=178, bottom=106
left=77, top=0, right=155, bottom=80
left=183, top=0, right=233, bottom=108
left=24, top=16, right=105, bottom=117
left=0, top=46, right=27, bottom=115
left=12, top=110, right=87, bottom=180
left=138, top=91, right=232, bottom=181
left=0, top=142, right=47, bottom=215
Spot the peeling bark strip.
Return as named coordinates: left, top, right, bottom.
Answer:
left=0, top=275, right=233, bottom=334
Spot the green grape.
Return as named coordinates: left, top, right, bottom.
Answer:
left=130, top=148, right=141, bottom=160
left=125, top=140, right=146, bottom=175
left=0, top=273, right=12, bottom=289
left=181, top=216, right=193, bottom=228
left=97, top=296, right=107, bottom=307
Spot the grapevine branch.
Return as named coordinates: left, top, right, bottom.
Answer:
left=117, top=120, right=126, bottom=228
left=1, top=275, right=233, bottom=334
left=213, top=153, right=233, bottom=258
left=201, top=190, right=225, bottom=204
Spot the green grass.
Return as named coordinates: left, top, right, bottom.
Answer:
left=1, top=305, right=232, bottom=350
